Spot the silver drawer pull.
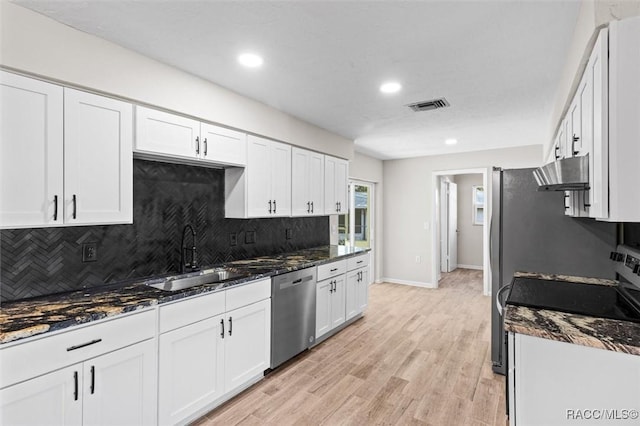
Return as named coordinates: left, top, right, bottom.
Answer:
left=67, top=338, right=102, bottom=352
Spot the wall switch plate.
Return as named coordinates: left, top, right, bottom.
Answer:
left=229, top=233, right=237, bottom=246
left=285, top=228, right=293, bottom=240
left=245, top=231, right=256, bottom=244
left=82, top=243, right=98, bottom=262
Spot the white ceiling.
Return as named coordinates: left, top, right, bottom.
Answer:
left=16, top=0, right=581, bottom=160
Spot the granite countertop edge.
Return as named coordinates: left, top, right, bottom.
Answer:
left=0, top=245, right=370, bottom=345
left=505, top=272, right=640, bottom=356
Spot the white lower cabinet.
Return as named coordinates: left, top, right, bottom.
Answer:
left=224, top=299, right=271, bottom=394
left=0, top=339, right=157, bottom=426
left=508, top=333, right=640, bottom=426
left=316, top=275, right=346, bottom=340
left=157, top=279, right=271, bottom=425
left=158, top=316, right=225, bottom=426
left=346, top=267, right=369, bottom=321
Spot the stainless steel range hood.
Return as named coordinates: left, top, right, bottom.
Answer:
left=533, top=155, right=589, bottom=191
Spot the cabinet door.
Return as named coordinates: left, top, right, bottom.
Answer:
left=82, top=339, right=157, bottom=426
left=291, top=148, right=311, bottom=216
left=200, top=123, right=246, bottom=166
left=224, top=299, right=271, bottom=394
left=270, top=141, right=292, bottom=217
left=334, top=159, right=349, bottom=214
left=247, top=135, right=272, bottom=217
left=324, top=156, right=337, bottom=214
left=0, top=71, right=64, bottom=229
left=0, top=364, right=82, bottom=426
left=331, top=275, right=346, bottom=329
left=159, top=315, right=225, bottom=425
left=345, top=271, right=359, bottom=321
left=64, top=89, right=133, bottom=225
left=315, top=279, right=333, bottom=339
left=308, top=152, right=325, bottom=215
left=135, top=106, right=200, bottom=158
left=589, top=28, right=609, bottom=219
left=358, top=268, right=369, bottom=313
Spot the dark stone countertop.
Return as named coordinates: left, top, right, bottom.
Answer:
left=0, top=245, right=369, bottom=345
left=504, top=271, right=640, bottom=356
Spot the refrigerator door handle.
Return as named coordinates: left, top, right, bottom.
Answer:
left=496, top=284, right=511, bottom=316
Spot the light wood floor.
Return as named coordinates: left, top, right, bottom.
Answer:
left=193, top=269, right=507, bottom=426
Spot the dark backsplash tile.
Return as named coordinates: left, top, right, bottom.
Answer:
left=0, top=160, right=328, bottom=301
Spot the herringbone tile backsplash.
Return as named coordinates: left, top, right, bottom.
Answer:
left=0, top=160, right=328, bottom=301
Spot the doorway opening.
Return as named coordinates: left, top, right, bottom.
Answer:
left=338, top=180, right=375, bottom=279
left=432, top=169, right=490, bottom=295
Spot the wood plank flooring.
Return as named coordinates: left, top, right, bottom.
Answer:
left=193, top=269, right=507, bottom=426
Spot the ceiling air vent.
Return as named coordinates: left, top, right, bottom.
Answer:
left=407, top=98, right=450, bottom=112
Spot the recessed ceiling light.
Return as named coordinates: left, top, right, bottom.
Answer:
left=238, top=53, right=263, bottom=68
left=379, top=81, right=402, bottom=94
left=445, top=138, right=458, bottom=145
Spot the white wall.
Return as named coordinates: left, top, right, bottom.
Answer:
left=349, top=152, right=384, bottom=282
left=0, top=2, right=353, bottom=159
left=456, top=174, right=483, bottom=269
left=546, top=0, right=640, bottom=159
left=382, top=144, right=542, bottom=286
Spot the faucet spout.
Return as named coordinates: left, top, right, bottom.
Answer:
left=181, top=224, right=199, bottom=273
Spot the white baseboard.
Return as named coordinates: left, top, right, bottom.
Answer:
left=381, top=278, right=436, bottom=288
left=456, top=264, right=483, bottom=270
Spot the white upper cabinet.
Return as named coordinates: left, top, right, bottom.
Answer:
left=0, top=71, right=64, bottom=229
left=324, top=155, right=349, bottom=215
left=291, top=147, right=325, bottom=216
left=0, top=72, right=133, bottom=229
left=64, top=89, right=133, bottom=225
left=135, top=106, right=246, bottom=167
left=226, top=135, right=291, bottom=218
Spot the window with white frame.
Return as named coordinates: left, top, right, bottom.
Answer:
left=472, top=185, right=484, bottom=225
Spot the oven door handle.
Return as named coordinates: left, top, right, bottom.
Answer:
left=496, top=284, right=512, bottom=317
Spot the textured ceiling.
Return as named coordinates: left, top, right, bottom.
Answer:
left=16, top=0, right=581, bottom=159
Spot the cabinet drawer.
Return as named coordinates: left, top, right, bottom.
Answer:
left=347, top=253, right=369, bottom=271
left=225, top=278, right=270, bottom=312
left=317, top=260, right=347, bottom=281
left=0, top=309, right=155, bottom=388
left=159, top=290, right=225, bottom=334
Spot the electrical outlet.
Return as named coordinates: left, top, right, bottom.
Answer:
left=285, top=228, right=293, bottom=240
left=82, top=243, right=98, bottom=262
left=245, top=231, right=256, bottom=244
left=415, top=256, right=421, bottom=263
left=229, top=233, right=237, bottom=246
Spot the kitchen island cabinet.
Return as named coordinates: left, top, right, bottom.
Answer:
left=508, top=332, right=640, bottom=426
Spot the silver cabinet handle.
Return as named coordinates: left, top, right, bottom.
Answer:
left=203, top=137, right=208, bottom=156
left=196, top=136, right=200, bottom=154
left=220, top=318, right=225, bottom=339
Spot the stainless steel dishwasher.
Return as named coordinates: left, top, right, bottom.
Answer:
left=270, top=267, right=316, bottom=369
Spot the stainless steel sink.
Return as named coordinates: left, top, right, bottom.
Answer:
left=148, top=269, right=244, bottom=292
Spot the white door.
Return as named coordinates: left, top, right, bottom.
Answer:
left=345, top=270, right=359, bottom=321
left=447, top=182, right=458, bottom=272
left=291, top=147, right=311, bottom=216
left=200, top=123, right=246, bottom=166
left=82, top=339, right=157, bottom=426
left=158, top=316, right=225, bottom=425
left=315, top=279, right=333, bottom=338
left=330, top=275, right=346, bottom=329
left=270, top=140, right=291, bottom=217
left=247, top=136, right=272, bottom=217
left=440, top=179, right=449, bottom=273
left=64, top=89, right=133, bottom=225
left=224, top=299, right=271, bottom=394
left=0, top=71, right=64, bottom=228
left=0, top=364, right=82, bottom=426
left=134, top=106, right=199, bottom=159
left=308, top=152, right=324, bottom=215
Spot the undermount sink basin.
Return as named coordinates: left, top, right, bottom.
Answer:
left=148, top=269, right=244, bottom=292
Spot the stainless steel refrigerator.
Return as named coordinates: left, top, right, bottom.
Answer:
left=490, top=167, right=617, bottom=375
